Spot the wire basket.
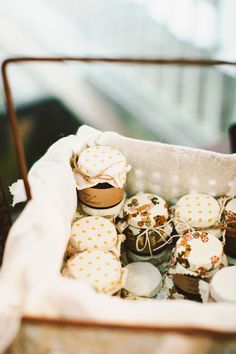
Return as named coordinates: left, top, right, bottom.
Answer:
left=2, top=57, right=236, bottom=354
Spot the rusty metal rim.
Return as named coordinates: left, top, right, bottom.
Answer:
left=22, top=315, right=236, bottom=339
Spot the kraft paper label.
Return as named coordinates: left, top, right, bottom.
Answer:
left=78, top=187, right=124, bottom=208
left=173, top=274, right=199, bottom=295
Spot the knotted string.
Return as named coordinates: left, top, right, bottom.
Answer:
left=135, top=196, right=235, bottom=256
left=174, top=218, right=230, bottom=245
left=217, top=196, right=231, bottom=222
left=135, top=218, right=179, bottom=256
left=217, top=196, right=230, bottom=244
left=174, top=196, right=236, bottom=244
left=70, top=152, right=126, bottom=184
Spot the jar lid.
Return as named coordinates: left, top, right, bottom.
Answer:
left=122, top=193, right=169, bottom=229
left=74, top=146, right=130, bottom=189
left=174, top=231, right=223, bottom=273
left=123, top=262, right=162, bottom=297
left=175, top=193, right=220, bottom=230
left=70, top=216, right=117, bottom=252
left=210, top=266, right=236, bottom=302
left=226, top=198, right=236, bottom=214
left=65, top=250, right=122, bottom=293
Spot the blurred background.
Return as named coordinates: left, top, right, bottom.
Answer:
left=1, top=0, right=236, bottom=204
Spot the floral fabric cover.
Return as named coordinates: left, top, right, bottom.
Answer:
left=172, top=231, right=224, bottom=275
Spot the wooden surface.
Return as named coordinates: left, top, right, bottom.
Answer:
left=6, top=321, right=236, bottom=354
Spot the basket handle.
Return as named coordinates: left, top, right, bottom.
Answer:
left=2, top=56, right=236, bottom=202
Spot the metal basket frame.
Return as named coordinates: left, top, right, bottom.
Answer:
left=2, top=56, right=236, bottom=337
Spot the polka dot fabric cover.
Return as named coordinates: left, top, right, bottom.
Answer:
left=75, top=146, right=131, bottom=189
left=64, top=250, right=123, bottom=294
left=175, top=193, right=220, bottom=233
left=70, top=216, right=117, bottom=252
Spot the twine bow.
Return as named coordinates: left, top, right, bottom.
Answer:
left=174, top=217, right=230, bottom=243
left=70, top=152, right=125, bottom=185
left=174, top=196, right=236, bottom=244
left=135, top=218, right=179, bottom=257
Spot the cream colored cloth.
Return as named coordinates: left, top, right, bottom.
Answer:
left=0, top=125, right=236, bottom=352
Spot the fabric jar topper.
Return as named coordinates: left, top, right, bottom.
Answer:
left=116, top=193, right=173, bottom=256
left=210, top=265, right=236, bottom=302
left=68, top=216, right=125, bottom=260
left=169, top=231, right=226, bottom=300
left=174, top=193, right=223, bottom=238
left=71, top=146, right=131, bottom=190
left=62, top=249, right=126, bottom=295
left=122, top=262, right=162, bottom=298
left=70, top=216, right=118, bottom=252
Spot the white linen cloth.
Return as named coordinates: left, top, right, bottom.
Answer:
left=0, top=125, right=236, bottom=352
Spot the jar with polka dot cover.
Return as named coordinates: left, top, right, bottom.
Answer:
left=69, top=216, right=119, bottom=253
left=168, top=231, right=227, bottom=301
left=223, top=198, right=236, bottom=257
left=70, top=146, right=131, bottom=210
left=71, top=206, right=86, bottom=224
left=116, top=193, right=173, bottom=257
left=174, top=193, right=222, bottom=238
left=62, top=249, right=126, bottom=295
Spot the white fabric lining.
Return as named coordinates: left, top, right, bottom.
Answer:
left=1, top=125, right=236, bottom=351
